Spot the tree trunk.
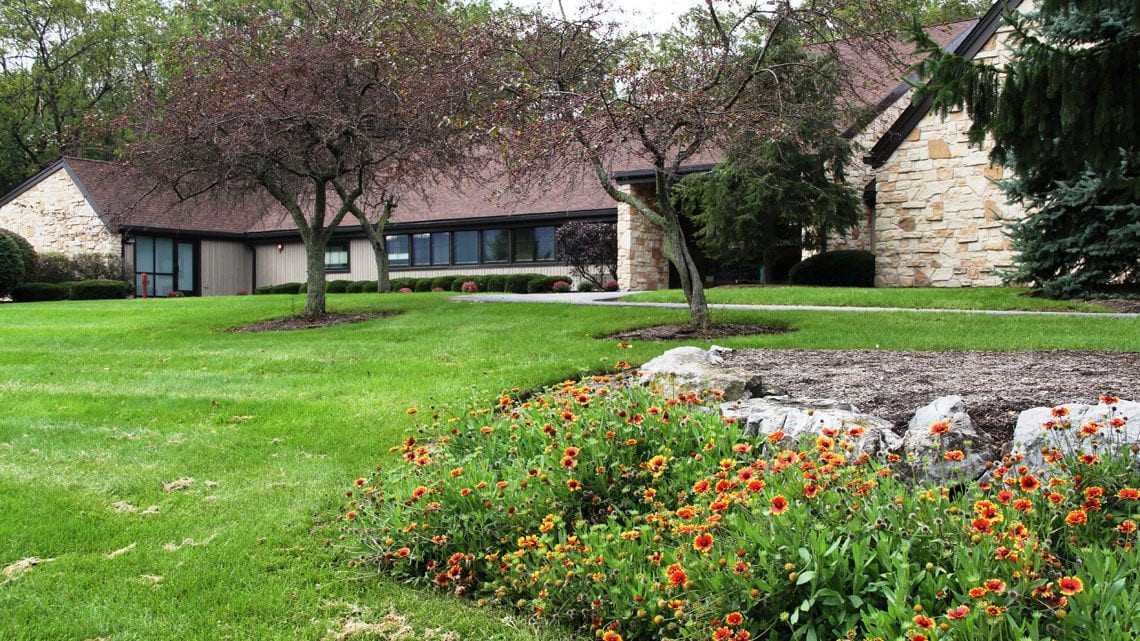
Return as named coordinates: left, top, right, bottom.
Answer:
left=375, top=237, right=390, bottom=293
left=661, top=214, right=710, bottom=328
left=304, top=239, right=327, bottom=316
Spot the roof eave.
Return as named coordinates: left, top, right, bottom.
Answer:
left=864, top=0, right=1023, bottom=168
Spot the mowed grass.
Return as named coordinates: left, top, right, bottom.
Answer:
left=0, top=294, right=1137, bottom=641
left=621, top=285, right=1115, bottom=312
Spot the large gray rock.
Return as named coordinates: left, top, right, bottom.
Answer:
left=720, top=396, right=901, bottom=456
left=1011, top=399, right=1140, bottom=472
left=637, top=345, right=763, bottom=401
left=900, top=396, right=996, bottom=483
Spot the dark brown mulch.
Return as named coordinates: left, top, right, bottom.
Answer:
left=607, top=323, right=792, bottom=341
left=1091, top=298, right=1140, bottom=314
left=722, top=349, right=1140, bottom=445
left=230, top=312, right=396, bottom=333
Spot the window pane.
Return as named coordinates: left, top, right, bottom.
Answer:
left=386, top=235, right=409, bottom=267
left=177, top=243, right=194, bottom=291
left=154, top=274, right=174, bottom=297
left=482, top=229, right=509, bottom=263
left=135, top=237, right=154, bottom=273
left=453, top=231, right=478, bottom=264
left=325, top=242, right=349, bottom=271
left=513, top=228, right=536, bottom=262
left=412, top=233, right=431, bottom=266
left=155, top=238, right=174, bottom=274
left=431, top=232, right=450, bottom=266
left=535, top=226, right=556, bottom=261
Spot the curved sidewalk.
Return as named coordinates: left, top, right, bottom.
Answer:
left=450, top=291, right=1140, bottom=318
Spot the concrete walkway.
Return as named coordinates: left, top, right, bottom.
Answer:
left=450, top=291, right=1140, bottom=318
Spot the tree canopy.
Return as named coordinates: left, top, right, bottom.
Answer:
left=486, top=1, right=900, bottom=327
left=913, top=0, right=1140, bottom=297
left=125, top=0, right=488, bottom=315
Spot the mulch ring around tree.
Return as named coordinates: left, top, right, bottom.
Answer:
left=606, top=322, right=792, bottom=341
left=229, top=311, right=397, bottom=333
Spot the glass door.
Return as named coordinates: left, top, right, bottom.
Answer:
left=134, top=237, right=197, bottom=296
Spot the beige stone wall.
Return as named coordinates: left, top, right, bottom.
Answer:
left=872, top=14, right=1027, bottom=287
left=616, top=183, right=669, bottom=291
left=0, top=167, right=120, bottom=255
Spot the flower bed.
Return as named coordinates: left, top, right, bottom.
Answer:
left=346, top=368, right=1139, bottom=641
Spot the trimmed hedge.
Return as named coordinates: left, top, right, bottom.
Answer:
left=450, top=276, right=474, bottom=292
left=69, top=279, right=132, bottom=300
left=10, top=282, right=67, bottom=302
left=526, top=275, right=568, bottom=293
left=431, top=275, right=457, bottom=291
left=254, top=282, right=304, bottom=294
left=483, top=275, right=504, bottom=292
left=577, top=281, right=595, bottom=292
left=413, top=279, right=433, bottom=293
left=788, top=249, right=875, bottom=287
left=327, top=279, right=352, bottom=293
left=390, top=278, right=416, bottom=292
left=504, top=274, right=534, bottom=294
left=345, top=280, right=367, bottom=293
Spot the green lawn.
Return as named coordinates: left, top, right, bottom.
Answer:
left=621, top=285, right=1115, bottom=312
left=1, top=294, right=1137, bottom=640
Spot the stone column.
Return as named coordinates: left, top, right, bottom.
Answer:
left=616, top=183, right=670, bottom=291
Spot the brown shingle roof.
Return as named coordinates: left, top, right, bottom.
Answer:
left=42, top=19, right=980, bottom=236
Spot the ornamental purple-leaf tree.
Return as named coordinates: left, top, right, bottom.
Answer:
left=487, top=0, right=901, bottom=328
left=124, top=0, right=487, bottom=315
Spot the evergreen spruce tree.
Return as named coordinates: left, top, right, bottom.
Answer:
left=911, top=0, right=1140, bottom=298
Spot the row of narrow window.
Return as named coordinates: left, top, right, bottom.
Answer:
left=325, top=226, right=557, bottom=271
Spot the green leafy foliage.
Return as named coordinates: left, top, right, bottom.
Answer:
left=0, top=231, right=27, bottom=295
left=347, top=380, right=1140, bottom=641
left=0, top=228, right=37, bottom=275
left=911, top=0, right=1140, bottom=296
left=67, top=278, right=131, bottom=299
left=10, top=281, right=68, bottom=302
left=675, top=44, right=861, bottom=283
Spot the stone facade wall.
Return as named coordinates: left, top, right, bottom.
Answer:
left=0, top=167, right=120, bottom=256
left=616, top=183, right=669, bottom=291
left=872, top=18, right=1027, bottom=287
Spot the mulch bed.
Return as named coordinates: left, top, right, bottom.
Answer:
left=607, top=323, right=792, bottom=341
left=230, top=311, right=396, bottom=333
left=722, top=349, right=1140, bottom=445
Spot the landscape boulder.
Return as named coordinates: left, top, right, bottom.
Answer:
left=637, top=345, right=764, bottom=401
left=899, top=396, right=996, bottom=482
left=720, top=396, right=901, bottom=456
left=1011, top=399, right=1140, bottom=472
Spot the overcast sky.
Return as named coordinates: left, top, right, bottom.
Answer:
left=489, top=0, right=708, bottom=33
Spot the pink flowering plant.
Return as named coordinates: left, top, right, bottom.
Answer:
left=345, top=375, right=1139, bottom=641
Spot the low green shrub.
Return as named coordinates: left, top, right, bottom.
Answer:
left=504, top=273, right=535, bottom=294
left=345, top=280, right=367, bottom=293
left=347, top=382, right=1140, bottom=641
left=526, top=275, right=572, bottom=293
left=69, top=279, right=131, bottom=300
left=10, top=282, right=67, bottom=302
left=484, top=275, right=505, bottom=292
left=577, top=281, right=595, bottom=292
left=254, top=285, right=274, bottom=295
left=0, top=233, right=26, bottom=297
left=389, top=278, right=414, bottom=292
left=358, top=280, right=378, bottom=293
left=431, top=276, right=457, bottom=291
left=327, top=280, right=352, bottom=293
left=273, top=282, right=303, bottom=294
left=414, top=279, right=433, bottom=293
left=788, top=249, right=875, bottom=287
